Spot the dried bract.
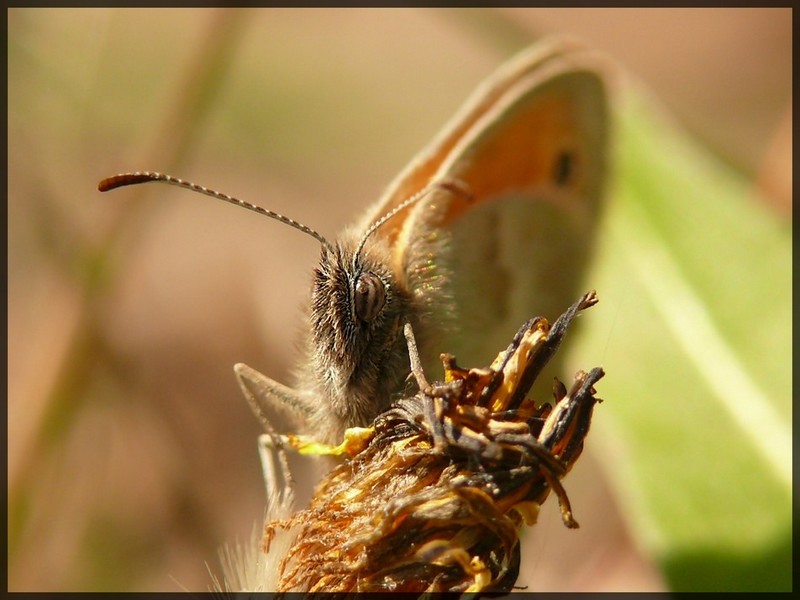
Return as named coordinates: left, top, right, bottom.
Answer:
left=265, top=291, right=604, bottom=594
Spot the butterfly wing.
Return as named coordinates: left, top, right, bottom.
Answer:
left=357, top=38, right=603, bottom=233
left=365, top=38, right=609, bottom=380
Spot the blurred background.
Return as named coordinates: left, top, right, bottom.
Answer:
left=8, top=8, right=791, bottom=591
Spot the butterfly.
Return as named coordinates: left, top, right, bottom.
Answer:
left=99, top=37, right=608, bottom=450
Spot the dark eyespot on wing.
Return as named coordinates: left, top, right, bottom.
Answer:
left=553, top=150, right=574, bottom=187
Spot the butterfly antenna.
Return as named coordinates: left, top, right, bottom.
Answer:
left=98, top=171, right=334, bottom=251
left=354, top=178, right=473, bottom=260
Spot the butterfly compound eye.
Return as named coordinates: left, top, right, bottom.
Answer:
left=354, top=272, right=386, bottom=323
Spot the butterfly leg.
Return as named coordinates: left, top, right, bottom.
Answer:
left=234, top=363, right=307, bottom=517
left=256, top=433, right=295, bottom=519
left=403, top=322, right=430, bottom=392
left=233, top=362, right=315, bottom=428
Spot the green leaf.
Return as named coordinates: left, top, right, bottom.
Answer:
left=571, top=84, right=792, bottom=591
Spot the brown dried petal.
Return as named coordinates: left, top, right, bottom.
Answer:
left=268, top=291, right=604, bottom=594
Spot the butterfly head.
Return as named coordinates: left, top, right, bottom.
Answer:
left=307, top=232, right=412, bottom=430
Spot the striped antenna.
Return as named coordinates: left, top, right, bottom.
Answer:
left=98, top=171, right=333, bottom=251
left=353, top=178, right=474, bottom=262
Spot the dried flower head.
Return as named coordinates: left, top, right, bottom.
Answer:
left=260, top=291, right=604, bottom=594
